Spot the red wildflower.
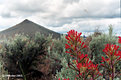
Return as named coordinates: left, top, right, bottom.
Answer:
left=103, top=44, right=120, bottom=58
left=78, top=54, right=88, bottom=62
left=65, top=30, right=87, bottom=57
left=116, top=51, right=121, bottom=60
left=65, top=44, right=70, bottom=49
left=102, top=44, right=121, bottom=64
left=101, top=63, right=104, bottom=66
left=76, top=54, right=101, bottom=78
left=101, top=56, right=106, bottom=62
left=102, top=44, right=121, bottom=79
left=65, top=30, right=101, bottom=79
left=118, top=36, right=121, bottom=44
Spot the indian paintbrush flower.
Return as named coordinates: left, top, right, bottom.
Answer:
left=64, top=30, right=101, bottom=80
left=59, top=30, right=120, bottom=80
left=118, top=36, right=121, bottom=44
left=65, top=30, right=87, bottom=57
left=101, top=44, right=121, bottom=80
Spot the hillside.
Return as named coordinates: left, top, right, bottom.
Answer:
left=0, top=19, right=60, bottom=39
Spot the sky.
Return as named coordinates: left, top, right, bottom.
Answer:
left=0, top=0, right=121, bottom=36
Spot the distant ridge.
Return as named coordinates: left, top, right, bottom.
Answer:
left=0, top=19, right=60, bottom=39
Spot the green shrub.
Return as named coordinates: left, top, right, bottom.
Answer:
left=0, top=61, right=8, bottom=80
left=89, top=26, right=121, bottom=79
left=89, top=34, right=117, bottom=64
left=47, top=35, right=77, bottom=79
left=0, top=33, right=47, bottom=79
left=89, top=26, right=117, bottom=64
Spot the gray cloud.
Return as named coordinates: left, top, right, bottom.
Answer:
left=11, top=1, right=48, bottom=13
left=46, top=18, right=121, bottom=34
left=63, top=0, right=80, bottom=3
left=1, top=0, right=120, bottom=19
left=1, top=11, right=11, bottom=18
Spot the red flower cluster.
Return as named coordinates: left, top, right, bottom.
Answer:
left=101, top=43, right=121, bottom=79
left=118, top=36, right=121, bottom=44
left=76, top=54, right=101, bottom=78
left=65, top=30, right=87, bottom=57
left=59, top=30, right=121, bottom=80
left=76, top=54, right=89, bottom=73
left=77, top=54, right=88, bottom=63
left=102, top=44, right=121, bottom=63
left=65, top=30, right=101, bottom=79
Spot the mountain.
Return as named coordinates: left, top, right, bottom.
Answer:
left=0, top=19, right=60, bottom=39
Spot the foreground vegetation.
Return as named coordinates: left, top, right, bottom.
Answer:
left=0, top=27, right=120, bottom=80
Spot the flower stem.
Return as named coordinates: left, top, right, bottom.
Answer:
left=111, top=59, right=114, bottom=80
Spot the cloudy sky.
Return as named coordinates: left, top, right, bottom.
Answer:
left=0, top=0, right=120, bottom=36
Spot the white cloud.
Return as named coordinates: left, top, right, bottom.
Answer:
left=0, top=17, right=23, bottom=30
left=47, top=18, right=121, bottom=35
left=0, top=0, right=120, bottom=36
